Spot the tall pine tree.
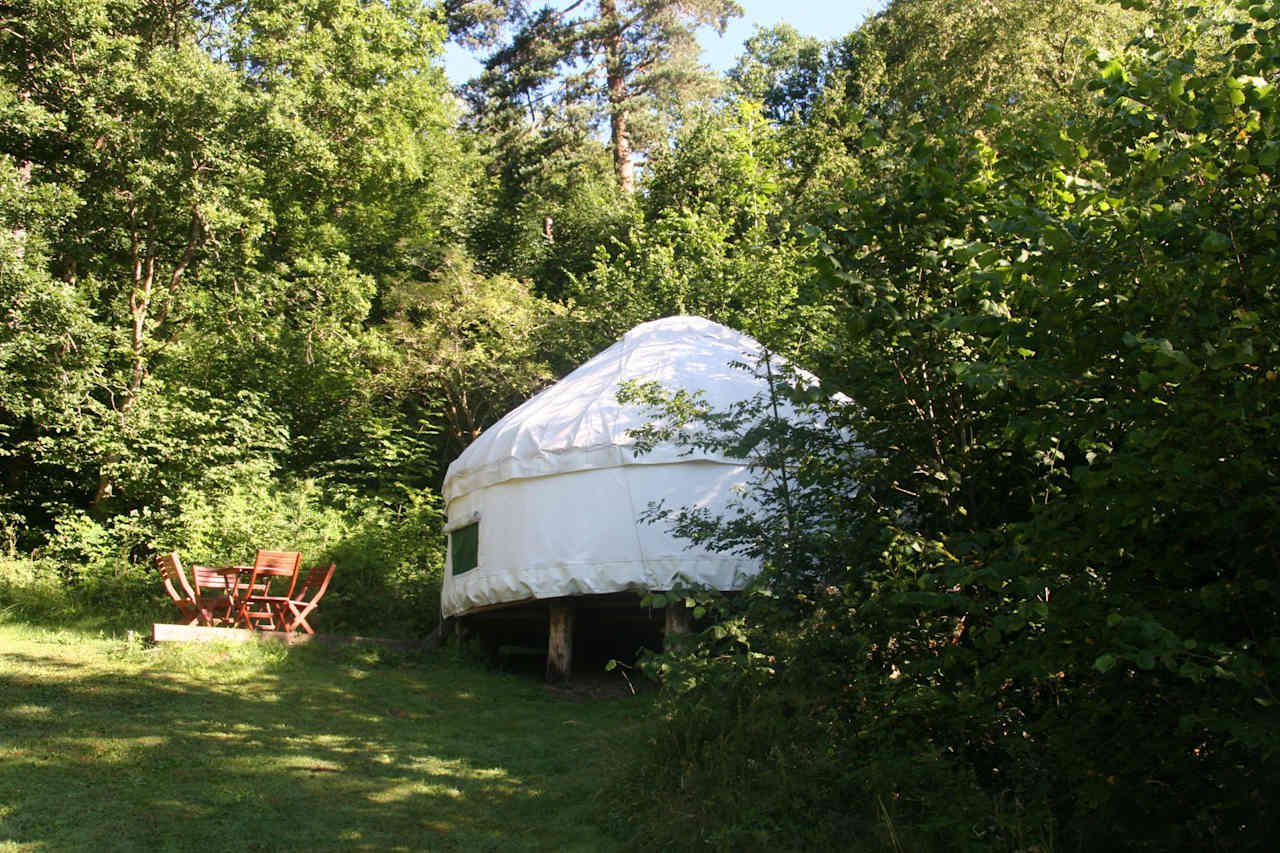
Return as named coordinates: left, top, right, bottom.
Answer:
left=470, top=0, right=741, bottom=192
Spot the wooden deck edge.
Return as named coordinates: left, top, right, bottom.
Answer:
left=151, top=623, right=429, bottom=649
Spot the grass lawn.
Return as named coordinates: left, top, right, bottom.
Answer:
left=0, top=622, right=649, bottom=852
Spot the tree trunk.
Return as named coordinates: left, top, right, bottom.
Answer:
left=92, top=207, right=204, bottom=513
left=600, top=0, right=634, bottom=193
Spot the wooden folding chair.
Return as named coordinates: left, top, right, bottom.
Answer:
left=191, top=565, right=237, bottom=626
left=236, top=550, right=301, bottom=631
left=157, top=552, right=214, bottom=626
left=281, top=563, right=336, bottom=635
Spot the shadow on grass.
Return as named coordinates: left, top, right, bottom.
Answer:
left=0, top=633, right=646, bottom=852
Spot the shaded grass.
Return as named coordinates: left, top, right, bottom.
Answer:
left=0, top=621, right=648, bottom=852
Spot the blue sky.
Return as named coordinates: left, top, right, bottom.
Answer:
left=441, top=0, right=888, bottom=84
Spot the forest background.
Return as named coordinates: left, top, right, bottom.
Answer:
left=2, top=0, right=1277, bottom=849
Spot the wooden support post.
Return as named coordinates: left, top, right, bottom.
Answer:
left=664, top=598, right=693, bottom=649
left=546, top=599, right=576, bottom=683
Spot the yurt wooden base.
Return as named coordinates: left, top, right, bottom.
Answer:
left=450, top=593, right=695, bottom=682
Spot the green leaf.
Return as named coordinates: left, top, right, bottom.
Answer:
left=1200, top=231, right=1231, bottom=253
left=1094, top=653, right=1118, bottom=673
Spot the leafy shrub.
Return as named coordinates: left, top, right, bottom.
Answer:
left=33, top=461, right=444, bottom=636
left=614, top=4, right=1280, bottom=849
left=0, top=558, right=78, bottom=625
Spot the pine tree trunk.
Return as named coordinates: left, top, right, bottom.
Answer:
left=600, top=0, right=634, bottom=193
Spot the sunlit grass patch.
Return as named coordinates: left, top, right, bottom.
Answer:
left=0, top=622, right=647, bottom=852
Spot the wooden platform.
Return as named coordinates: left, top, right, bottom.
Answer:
left=151, top=623, right=427, bottom=649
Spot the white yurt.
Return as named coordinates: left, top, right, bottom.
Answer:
left=440, top=312, right=819, bottom=676
left=441, top=316, right=808, bottom=677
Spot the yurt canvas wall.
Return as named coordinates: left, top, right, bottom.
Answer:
left=440, top=316, right=782, bottom=623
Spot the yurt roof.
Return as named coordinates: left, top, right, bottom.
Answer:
left=442, top=315, right=775, bottom=501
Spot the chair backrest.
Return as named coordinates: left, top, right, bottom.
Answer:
left=250, top=549, right=302, bottom=599
left=283, top=563, right=336, bottom=633
left=157, top=552, right=196, bottom=603
left=192, top=565, right=234, bottom=597
left=296, top=563, right=336, bottom=605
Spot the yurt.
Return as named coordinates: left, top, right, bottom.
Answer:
left=440, top=315, right=784, bottom=679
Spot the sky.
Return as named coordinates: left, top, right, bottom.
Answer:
left=441, top=0, right=888, bottom=85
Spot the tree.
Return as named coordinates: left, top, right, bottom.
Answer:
left=0, top=0, right=457, bottom=520
left=727, top=23, right=829, bottom=124
left=440, top=0, right=511, bottom=47
left=470, top=0, right=742, bottom=192
left=460, top=127, right=635, bottom=298
left=617, top=1, right=1278, bottom=848
left=723, top=1, right=1141, bottom=226
left=858, top=0, right=1142, bottom=125
left=0, top=153, right=100, bottom=540
left=378, top=251, right=571, bottom=470
left=567, top=101, right=832, bottom=357
left=2, top=0, right=266, bottom=514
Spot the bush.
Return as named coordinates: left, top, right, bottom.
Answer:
left=0, top=558, right=77, bottom=625
left=31, top=464, right=444, bottom=637
left=614, top=4, right=1280, bottom=849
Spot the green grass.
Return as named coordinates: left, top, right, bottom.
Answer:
left=0, top=621, right=649, bottom=852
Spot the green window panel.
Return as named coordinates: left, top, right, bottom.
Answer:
left=450, top=522, right=479, bottom=575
